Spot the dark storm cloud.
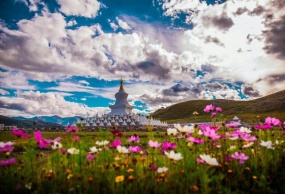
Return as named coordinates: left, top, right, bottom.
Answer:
left=0, top=99, right=26, bottom=111
left=204, top=82, right=229, bottom=91
left=249, top=5, right=265, bottom=16
left=204, top=36, right=225, bottom=47
left=242, top=84, right=260, bottom=97
left=136, top=61, right=170, bottom=81
left=257, top=73, right=285, bottom=84
left=162, top=84, right=191, bottom=96
left=202, top=14, right=234, bottom=31
left=234, top=7, right=249, bottom=15
left=201, top=64, right=218, bottom=73
left=263, top=16, right=285, bottom=59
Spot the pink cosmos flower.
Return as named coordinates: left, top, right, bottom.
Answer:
left=61, top=149, right=67, bottom=154
left=110, top=140, right=122, bottom=148
left=11, top=128, right=30, bottom=139
left=200, top=124, right=220, bottom=131
left=265, top=117, right=282, bottom=126
left=149, top=165, right=158, bottom=171
left=66, top=125, right=79, bottom=133
left=129, top=146, right=141, bottom=153
left=73, top=136, right=79, bottom=142
left=127, top=135, right=140, bottom=143
left=231, top=152, right=249, bottom=164
left=226, top=123, right=239, bottom=128
left=216, top=107, right=222, bottom=112
left=34, top=131, right=59, bottom=149
left=204, top=104, right=215, bottom=113
left=196, top=157, right=204, bottom=164
left=211, top=112, right=217, bottom=117
left=255, top=123, right=272, bottom=130
left=86, top=154, right=95, bottom=162
left=202, top=126, right=221, bottom=141
left=240, top=133, right=257, bottom=142
left=148, top=140, right=162, bottom=148
left=0, top=158, right=16, bottom=166
left=161, top=141, right=176, bottom=151
left=187, top=137, right=204, bottom=144
left=177, top=134, right=184, bottom=139
left=225, top=156, right=233, bottom=162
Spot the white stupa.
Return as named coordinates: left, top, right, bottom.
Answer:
left=109, top=79, right=133, bottom=115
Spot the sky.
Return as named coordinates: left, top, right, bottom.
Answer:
left=0, top=0, right=285, bottom=118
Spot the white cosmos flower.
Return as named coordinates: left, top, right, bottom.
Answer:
left=242, top=142, right=254, bottom=148
left=51, top=142, right=62, bottom=150
left=174, top=123, right=194, bottom=133
left=167, top=128, right=178, bottom=136
left=157, top=167, right=168, bottom=173
left=239, top=127, right=252, bottom=133
left=260, top=140, right=275, bottom=150
left=89, top=146, right=100, bottom=153
left=275, top=140, right=284, bottom=145
left=229, top=137, right=239, bottom=140
left=199, top=154, right=219, bottom=166
left=117, top=146, right=129, bottom=154
left=0, top=141, right=14, bottom=147
left=67, top=148, right=79, bottom=155
left=164, top=150, right=183, bottom=161
left=96, top=140, right=109, bottom=146
left=198, top=130, right=203, bottom=135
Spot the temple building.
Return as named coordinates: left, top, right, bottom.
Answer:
left=109, top=79, right=133, bottom=115
left=78, top=79, right=168, bottom=130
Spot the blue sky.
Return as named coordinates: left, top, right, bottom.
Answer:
left=0, top=0, right=285, bottom=118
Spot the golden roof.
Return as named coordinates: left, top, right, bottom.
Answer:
left=119, top=78, right=124, bottom=90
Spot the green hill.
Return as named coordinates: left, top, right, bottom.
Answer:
left=151, top=90, right=285, bottom=123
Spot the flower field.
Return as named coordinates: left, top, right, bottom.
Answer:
left=1, top=105, right=285, bottom=193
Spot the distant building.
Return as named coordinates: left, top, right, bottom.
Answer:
left=0, top=124, right=17, bottom=130
left=231, top=116, right=241, bottom=126
left=109, top=79, right=133, bottom=115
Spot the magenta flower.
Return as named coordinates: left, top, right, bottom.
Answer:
left=0, top=158, right=16, bottom=166
left=11, top=128, right=30, bottom=139
left=255, top=123, right=272, bottom=130
left=226, top=123, right=239, bottom=128
left=187, top=137, right=204, bottom=144
left=225, top=156, right=233, bottom=162
left=149, top=165, right=158, bottom=171
left=61, top=149, right=67, bottom=154
left=110, top=140, right=122, bottom=148
left=34, top=130, right=53, bottom=149
left=240, top=133, right=257, bottom=142
left=202, top=126, right=221, bottom=141
left=66, top=125, right=79, bottom=133
left=204, top=104, right=215, bottom=113
left=162, top=141, right=176, bottom=150
left=216, top=107, right=222, bottom=112
left=111, top=129, right=123, bottom=137
left=196, top=157, right=204, bottom=164
left=200, top=124, right=220, bottom=131
left=231, top=152, right=249, bottom=164
left=0, top=142, right=14, bottom=152
left=265, top=117, right=282, bottom=126
left=73, top=136, right=79, bottom=142
left=211, top=112, right=217, bottom=117
left=127, top=135, right=140, bottom=143
left=129, top=146, right=141, bottom=153
left=86, top=154, right=95, bottom=162
left=148, top=140, right=162, bottom=148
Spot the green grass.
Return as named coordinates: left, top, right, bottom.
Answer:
left=1, top=126, right=285, bottom=193
left=151, top=90, right=285, bottom=122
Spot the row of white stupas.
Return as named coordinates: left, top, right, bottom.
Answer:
left=78, top=79, right=167, bottom=128
left=79, top=113, right=168, bottom=128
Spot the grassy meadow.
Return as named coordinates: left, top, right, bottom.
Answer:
left=1, top=108, right=285, bottom=193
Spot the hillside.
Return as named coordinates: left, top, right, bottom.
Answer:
left=151, top=90, right=285, bottom=122
left=0, top=115, right=63, bottom=129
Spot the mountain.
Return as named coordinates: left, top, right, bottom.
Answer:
left=151, top=90, right=285, bottom=123
left=13, top=115, right=82, bottom=126
left=0, top=115, right=63, bottom=129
